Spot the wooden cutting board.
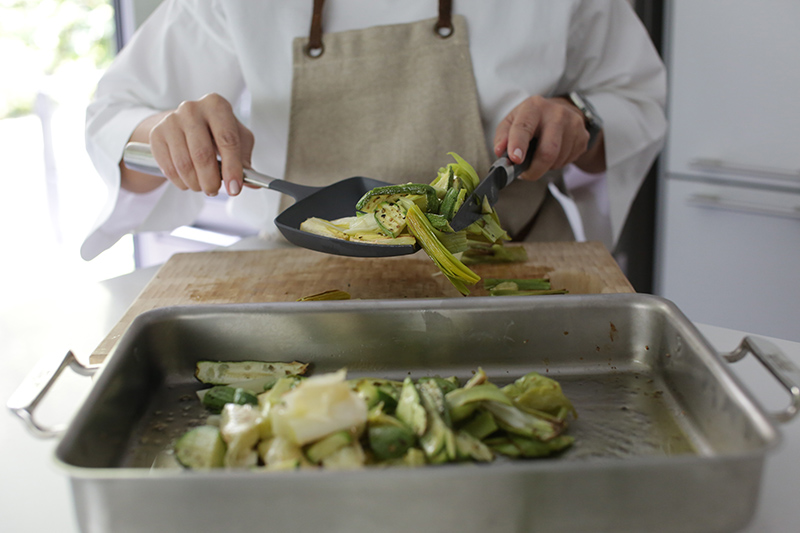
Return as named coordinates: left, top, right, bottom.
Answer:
left=90, top=241, right=633, bottom=363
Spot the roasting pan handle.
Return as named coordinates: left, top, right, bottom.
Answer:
left=723, top=336, right=800, bottom=423
left=6, top=350, right=99, bottom=438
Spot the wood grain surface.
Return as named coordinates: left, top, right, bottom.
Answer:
left=90, top=241, right=633, bottom=363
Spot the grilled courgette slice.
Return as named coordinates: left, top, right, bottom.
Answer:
left=195, top=361, right=309, bottom=385
left=175, top=425, right=226, bottom=469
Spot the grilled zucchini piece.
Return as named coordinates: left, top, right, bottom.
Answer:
left=356, top=183, right=440, bottom=214
left=201, top=386, right=259, bottom=414
left=374, top=201, right=407, bottom=238
left=305, top=430, right=353, bottom=464
left=175, top=425, right=226, bottom=469
left=195, top=361, right=309, bottom=385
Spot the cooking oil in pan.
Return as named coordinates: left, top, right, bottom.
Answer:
left=121, top=382, right=209, bottom=469
left=559, top=370, right=697, bottom=459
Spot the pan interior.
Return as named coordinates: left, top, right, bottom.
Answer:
left=56, top=296, right=776, bottom=470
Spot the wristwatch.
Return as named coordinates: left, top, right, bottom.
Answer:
left=566, top=91, right=603, bottom=149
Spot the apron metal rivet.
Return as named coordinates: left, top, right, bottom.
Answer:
left=305, top=44, right=325, bottom=58
left=434, top=23, right=454, bottom=39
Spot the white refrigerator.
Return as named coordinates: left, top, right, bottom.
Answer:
left=655, top=1, right=800, bottom=341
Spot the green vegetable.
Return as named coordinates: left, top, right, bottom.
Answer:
left=354, top=379, right=401, bottom=413
left=369, top=423, right=416, bottom=460
left=396, top=377, right=427, bottom=436
left=475, top=213, right=509, bottom=242
left=446, top=151, right=481, bottom=193
left=202, top=386, right=259, bottom=413
left=195, top=361, right=309, bottom=385
left=174, top=425, right=226, bottom=469
left=455, top=430, right=494, bottom=462
left=445, top=383, right=512, bottom=410
left=297, top=289, right=351, bottom=301
left=174, top=363, right=577, bottom=471
left=321, top=442, right=366, bottom=470
left=486, top=434, right=575, bottom=458
left=424, top=213, right=452, bottom=231
left=305, top=430, right=353, bottom=464
left=298, top=152, right=520, bottom=296
left=483, top=278, right=553, bottom=291
left=461, top=243, right=529, bottom=265
left=460, top=409, right=499, bottom=440
left=418, top=376, right=459, bottom=395
left=405, top=203, right=480, bottom=295
left=418, top=380, right=457, bottom=461
left=502, top=371, right=578, bottom=420
left=483, top=401, right=564, bottom=442
left=438, top=186, right=460, bottom=220
left=298, top=217, right=349, bottom=240
left=374, top=201, right=407, bottom=238
left=356, top=183, right=440, bottom=214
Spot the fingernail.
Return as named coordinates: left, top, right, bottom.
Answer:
left=228, top=180, right=241, bottom=196
left=513, top=148, right=523, bottom=161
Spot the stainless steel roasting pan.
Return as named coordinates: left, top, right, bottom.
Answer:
left=12, top=294, right=800, bottom=533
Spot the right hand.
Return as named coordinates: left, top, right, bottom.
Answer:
left=138, top=93, right=254, bottom=197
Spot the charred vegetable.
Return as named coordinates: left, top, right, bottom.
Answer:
left=299, top=153, right=522, bottom=295
left=174, top=361, right=577, bottom=472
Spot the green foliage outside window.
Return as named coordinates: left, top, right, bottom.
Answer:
left=0, top=0, right=115, bottom=118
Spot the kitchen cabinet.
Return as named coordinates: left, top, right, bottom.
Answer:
left=655, top=1, right=800, bottom=342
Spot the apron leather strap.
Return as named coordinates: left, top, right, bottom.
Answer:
left=307, top=0, right=326, bottom=57
left=435, top=0, right=454, bottom=37
left=307, top=0, right=453, bottom=57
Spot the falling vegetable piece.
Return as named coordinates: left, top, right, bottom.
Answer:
left=405, top=203, right=480, bottom=295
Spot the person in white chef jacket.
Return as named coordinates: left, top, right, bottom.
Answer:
left=82, top=0, right=667, bottom=261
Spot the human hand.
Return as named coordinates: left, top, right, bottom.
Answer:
left=147, top=93, right=254, bottom=197
left=493, top=95, right=592, bottom=181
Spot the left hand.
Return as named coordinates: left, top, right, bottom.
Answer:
left=493, top=95, right=594, bottom=181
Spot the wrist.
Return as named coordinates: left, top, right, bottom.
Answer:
left=563, top=91, right=603, bottom=150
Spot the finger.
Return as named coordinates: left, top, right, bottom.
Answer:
left=153, top=108, right=207, bottom=192
left=184, top=124, right=222, bottom=196
left=151, top=141, right=188, bottom=191
left=150, top=125, right=193, bottom=191
left=506, top=107, right=540, bottom=167
left=493, top=114, right=514, bottom=158
left=239, top=123, right=254, bottom=168
left=238, top=124, right=259, bottom=190
left=520, top=120, right=563, bottom=181
left=552, top=132, right=581, bottom=170
left=202, top=95, right=245, bottom=196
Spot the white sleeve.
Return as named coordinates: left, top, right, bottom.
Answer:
left=558, top=0, right=668, bottom=246
left=81, top=0, right=245, bottom=260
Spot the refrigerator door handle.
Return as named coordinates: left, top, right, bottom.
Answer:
left=687, top=193, right=800, bottom=220
left=690, top=158, right=800, bottom=182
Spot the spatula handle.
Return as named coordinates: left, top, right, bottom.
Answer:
left=122, top=142, right=280, bottom=189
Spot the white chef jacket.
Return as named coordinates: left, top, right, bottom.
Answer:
left=82, top=0, right=667, bottom=260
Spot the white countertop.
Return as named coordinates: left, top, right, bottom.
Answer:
left=2, top=254, right=799, bottom=533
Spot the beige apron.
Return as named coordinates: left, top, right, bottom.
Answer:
left=282, top=0, right=573, bottom=242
